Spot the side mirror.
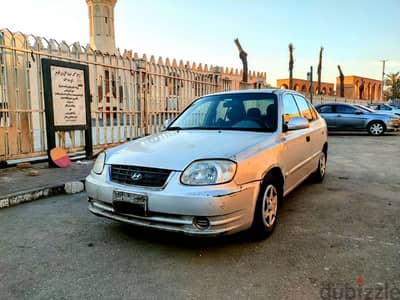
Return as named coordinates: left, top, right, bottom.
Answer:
left=284, top=116, right=310, bottom=131
left=354, top=110, right=363, bottom=115
left=163, top=119, right=172, bottom=129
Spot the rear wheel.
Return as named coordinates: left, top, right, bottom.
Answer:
left=251, top=174, right=282, bottom=239
left=368, top=121, right=385, bottom=136
left=311, top=151, right=326, bottom=183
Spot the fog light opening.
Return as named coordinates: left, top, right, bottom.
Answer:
left=193, top=216, right=210, bottom=230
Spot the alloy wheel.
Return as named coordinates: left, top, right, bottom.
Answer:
left=319, top=152, right=326, bottom=178
left=369, top=123, right=384, bottom=135
left=262, top=184, right=278, bottom=228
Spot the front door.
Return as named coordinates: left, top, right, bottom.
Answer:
left=335, top=104, right=366, bottom=129
left=280, top=93, right=311, bottom=193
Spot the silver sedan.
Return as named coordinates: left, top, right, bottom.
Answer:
left=86, top=90, right=328, bottom=238
left=315, top=103, right=400, bottom=136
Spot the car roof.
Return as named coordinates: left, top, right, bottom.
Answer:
left=314, top=102, right=354, bottom=106
left=204, top=89, right=307, bottom=98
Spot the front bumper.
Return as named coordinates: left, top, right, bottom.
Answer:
left=86, top=170, right=260, bottom=236
left=387, top=121, right=400, bottom=131
left=386, top=117, right=400, bottom=130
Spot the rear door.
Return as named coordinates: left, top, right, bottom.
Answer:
left=316, top=104, right=336, bottom=128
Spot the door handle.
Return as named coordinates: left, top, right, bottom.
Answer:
left=306, top=136, right=311, bottom=142
left=336, top=114, right=342, bottom=117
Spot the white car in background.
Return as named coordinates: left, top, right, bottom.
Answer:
left=367, top=103, right=400, bottom=116
left=86, top=90, right=328, bottom=238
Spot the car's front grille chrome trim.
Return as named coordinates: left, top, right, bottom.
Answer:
left=110, top=164, right=172, bottom=188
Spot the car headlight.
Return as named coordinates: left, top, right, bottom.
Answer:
left=92, top=152, right=106, bottom=175
left=181, top=160, right=237, bottom=185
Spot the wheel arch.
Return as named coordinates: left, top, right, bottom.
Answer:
left=367, top=119, right=386, bottom=130
left=262, top=166, right=284, bottom=188
left=322, top=142, right=328, bottom=159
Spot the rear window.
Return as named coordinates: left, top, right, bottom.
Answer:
left=317, top=105, right=333, bottom=113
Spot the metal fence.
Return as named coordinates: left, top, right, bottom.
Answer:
left=1, top=29, right=269, bottom=162
left=0, top=29, right=370, bottom=163
left=309, top=94, right=369, bottom=105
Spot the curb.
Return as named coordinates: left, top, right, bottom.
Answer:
left=0, top=179, right=86, bottom=209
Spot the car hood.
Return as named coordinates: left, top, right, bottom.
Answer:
left=364, top=112, right=396, bottom=119
left=372, top=111, right=400, bottom=117
left=106, top=130, right=273, bottom=171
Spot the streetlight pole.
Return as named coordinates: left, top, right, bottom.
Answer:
left=380, top=59, right=388, bottom=101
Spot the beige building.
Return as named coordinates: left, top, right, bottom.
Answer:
left=276, top=78, right=334, bottom=95
left=336, top=76, right=381, bottom=101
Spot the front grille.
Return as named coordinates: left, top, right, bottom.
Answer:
left=110, top=164, right=171, bottom=188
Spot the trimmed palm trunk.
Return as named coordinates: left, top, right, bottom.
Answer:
left=337, top=65, right=344, bottom=97
left=288, top=43, right=294, bottom=90
left=317, top=47, right=323, bottom=94
left=234, top=38, right=248, bottom=83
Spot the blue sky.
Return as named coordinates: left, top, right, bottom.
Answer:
left=1, top=0, right=399, bottom=86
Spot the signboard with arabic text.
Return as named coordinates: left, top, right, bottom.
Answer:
left=50, top=66, right=86, bottom=126
left=42, top=59, right=93, bottom=166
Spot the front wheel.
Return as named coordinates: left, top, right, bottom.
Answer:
left=251, top=174, right=282, bottom=239
left=368, top=121, right=385, bottom=136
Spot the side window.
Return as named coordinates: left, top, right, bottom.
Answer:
left=309, top=104, right=318, bottom=119
left=294, top=95, right=316, bottom=121
left=336, top=105, right=356, bottom=114
left=283, top=94, right=300, bottom=124
left=316, top=105, right=333, bottom=113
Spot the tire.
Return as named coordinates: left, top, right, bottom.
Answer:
left=311, top=151, right=327, bottom=183
left=250, top=174, right=282, bottom=239
left=367, top=121, right=385, bottom=136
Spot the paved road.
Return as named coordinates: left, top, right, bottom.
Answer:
left=1, top=134, right=399, bottom=299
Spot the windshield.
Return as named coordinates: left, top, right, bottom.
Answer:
left=355, top=104, right=375, bottom=112
left=168, top=93, right=278, bottom=132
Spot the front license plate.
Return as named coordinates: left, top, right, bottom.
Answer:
left=112, top=191, right=148, bottom=216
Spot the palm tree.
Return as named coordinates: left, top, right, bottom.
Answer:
left=317, top=47, right=323, bottom=94
left=288, top=43, right=294, bottom=90
left=385, top=72, right=400, bottom=99
left=385, top=72, right=399, bottom=87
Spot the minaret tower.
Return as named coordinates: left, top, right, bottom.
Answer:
left=86, top=0, right=117, bottom=54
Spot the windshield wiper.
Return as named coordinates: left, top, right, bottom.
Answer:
left=166, top=126, right=183, bottom=131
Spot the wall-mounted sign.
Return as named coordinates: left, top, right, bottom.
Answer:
left=42, top=59, right=92, bottom=166
left=50, top=66, right=86, bottom=126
